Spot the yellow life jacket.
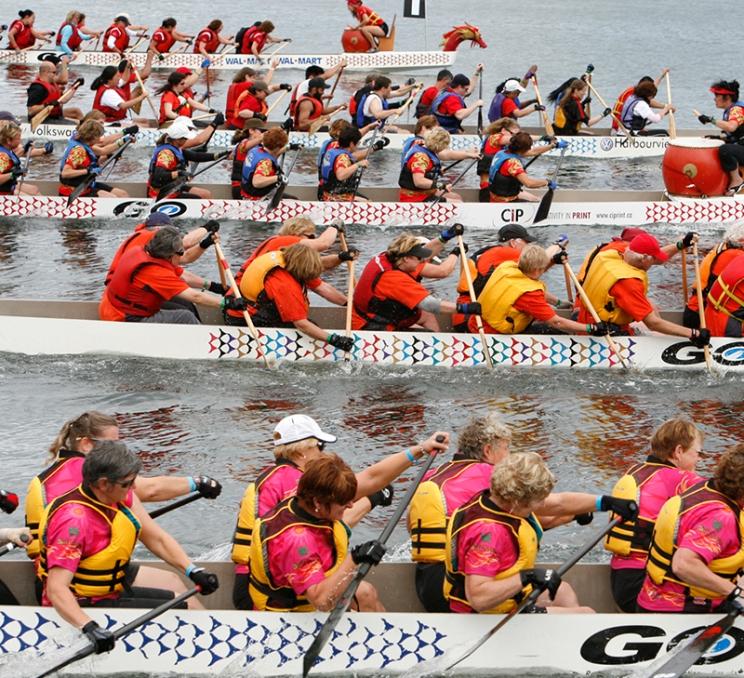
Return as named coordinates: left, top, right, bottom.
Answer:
left=477, top=260, right=546, bottom=333
left=249, top=497, right=349, bottom=611
left=238, top=250, right=285, bottom=303
left=581, top=249, right=648, bottom=325
left=647, top=481, right=744, bottom=601
left=38, top=484, right=140, bottom=598
left=604, top=457, right=676, bottom=557
left=230, top=461, right=299, bottom=567
left=407, top=459, right=481, bottom=563
left=24, top=450, right=86, bottom=560
left=444, top=491, right=540, bottom=613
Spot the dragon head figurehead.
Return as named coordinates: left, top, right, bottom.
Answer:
left=441, top=23, right=487, bottom=52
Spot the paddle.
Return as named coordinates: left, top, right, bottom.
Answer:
left=148, top=491, right=202, bottom=519
left=692, top=240, right=714, bottom=373
left=444, top=515, right=626, bottom=672
left=33, top=587, right=200, bottom=678
left=263, top=144, right=303, bottom=213
left=302, top=434, right=446, bottom=677
left=339, top=231, right=355, bottom=361
left=531, top=75, right=555, bottom=138
left=30, top=77, right=84, bottom=131
left=15, top=141, right=34, bottom=195
left=213, top=242, right=270, bottom=368
left=67, top=137, right=134, bottom=207
left=155, top=148, right=231, bottom=201
left=533, top=145, right=568, bottom=224
left=665, top=70, right=677, bottom=138
left=456, top=234, right=492, bottom=368
left=476, top=66, right=484, bottom=136
left=629, top=607, right=743, bottom=678
left=564, top=261, right=629, bottom=369
left=0, top=532, right=29, bottom=558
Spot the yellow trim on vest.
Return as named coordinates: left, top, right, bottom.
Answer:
left=239, top=250, right=285, bottom=303
left=478, top=261, right=545, bottom=334
left=581, top=249, right=648, bottom=325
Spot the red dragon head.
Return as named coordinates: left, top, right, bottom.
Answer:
left=441, top=23, right=487, bottom=52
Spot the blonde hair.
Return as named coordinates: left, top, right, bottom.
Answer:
left=386, top=232, right=423, bottom=263
left=0, top=123, right=21, bottom=147
left=490, top=452, right=555, bottom=508
left=458, top=414, right=512, bottom=460
left=282, top=244, right=323, bottom=282
left=48, top=411, right=119, bottom=461
left=424, top=127, right=450, bottom=153
left=77, top=119, right=104, bottom=144
left=280, top=216, right=316, bottom=237
left=518, top=244, right=550, bottom=275
left=650, top=417, right=702, bottom=461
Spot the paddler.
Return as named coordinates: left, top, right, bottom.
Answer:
left=26, top=56, right=84, bottom=124
left=102, top=13, right=148, bottom=54
left=410, top=413, right=637, bottom=612
left=704, top=246, right=744, bottom=337
left=40, top=442, right=220, bottom=650
left=444, top=453, right=596, bottom=614
left=553, top=78, right=611, bottom=135
left=611, top=71, right=669, bottom=134
left=415, top=69, right=453, bottom=118
left=194, top=20, right=234, bottom=57
left=351, top=231, right=482, bottom=332
left=7, top=9, right=52, bottom=50
left=698, top=79, right=744, bottom=194
left=148, top=17, right=193, bottom=54
left=99, top=226, right=248, bottom=324
left=56, top=10, right=99, bottom=56
left=430, top=70, right=484, bottom=134
left=576, top=233, right=713, bottom=347
left=637, top=443, right=744, bottom=613
left=604, top=417, right=704, bottom=613
left=231, top=414, right=446, bottom=609
left=487, top=131, right=553, bottom=203
left=293, top=77, right=347, bottom=132
left=346, top=0, right=389, bottom=52
left=618, top=80, right=674, bottom=135
left=0, top=122, right=52, bottom=196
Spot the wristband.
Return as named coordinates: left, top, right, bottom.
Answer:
left=188, top=477, right=197, bottom=492
left=595, top=495, right=603, bottom=511
left=185, top=563, right=196, bottom=577
left=405, top=449, right=417, bottom=464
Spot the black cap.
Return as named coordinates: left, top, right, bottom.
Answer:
left=404, top=243, right=433, bottom=259
left=498, top=224, right=536, bottom=243
left=308, top=77, right=329, bottom=90
left=450, top=73, right=470, bottom=88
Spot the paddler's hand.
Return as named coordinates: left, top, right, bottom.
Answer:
left=82, top=621, right=115, bottom=654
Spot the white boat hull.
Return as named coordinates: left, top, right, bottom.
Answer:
left=0, top=48, right=455, bottom=71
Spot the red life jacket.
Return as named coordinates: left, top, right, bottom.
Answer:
left=225, top=81, right=253, bottom=128
left=151, top=28, right=175, bottom=53
left=103, top=23, right=129, bottom=52
left=104, top=247, right=181, bottom=318
left=93, top=85, right=127, bottom=122
left=33, top=78, right=63, bottom=118
left=56, top=22, right=82, bottom=50
left=10, top=19, right=35, bottom=49
left=194, top=28, right=219, bottom=54
left=293, top=95, right=323, bottom=129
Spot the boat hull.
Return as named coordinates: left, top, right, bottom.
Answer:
left=0, top=48, right=455, bottom=71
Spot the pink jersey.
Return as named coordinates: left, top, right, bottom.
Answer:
left=637, top=501, right=740, bottom=612
left=611, top=466, right=702, bottom=571
left=266, top=521, right=338, bottom=595
left=450, top=520, right=518, bottom=613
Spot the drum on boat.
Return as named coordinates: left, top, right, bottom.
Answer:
left=661, top=137, right=728, bottom=197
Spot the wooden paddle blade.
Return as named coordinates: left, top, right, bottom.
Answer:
left=533, top=188, right=554, bottom=224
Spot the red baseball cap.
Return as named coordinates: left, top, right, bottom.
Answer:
left=176, top=67, right=192, bottom=75
left=710, top=85, right=737, bottom=96
left=629, top=233, right=668, bottom=262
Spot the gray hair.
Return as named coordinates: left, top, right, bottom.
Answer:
left=82, top=440, right=142, bottom=486
left=458, top=413, right=512, bottom=460
left=145, top=226, right=183, bottom=260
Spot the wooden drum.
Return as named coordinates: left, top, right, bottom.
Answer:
left=662, top=137, right=728, bottom=197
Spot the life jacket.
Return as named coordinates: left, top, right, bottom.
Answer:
left=477, top=260, right=546, bottom=333
left=9, top=19, right=35, bottom=49
left=488, top=150, right=524, bottom=199
left=56, top=22, right=82, bottom=51
left=248, top=497, right=349, bottom=611
left=93, top=84, right=128, bottom=122
left=0, top=145, right=21, bottom=195
left=194, top=27, right=219, bottom=54
left=477, top=135, right=504, bottom=176
left=554, top=95, right=586, bottom=132
left=59, top=139, right=98, bottom=187
left=398, top=144, right=441, bottom=191
left=431, top=89, right=465, bottom=133
left=103, top=23, right=129, bottom=52
left=241, top=145, right=279, bottom=198
left=356, top=91, right=388, bottom=128
left=38, top=484, right=140, bottom=598
left=293, top=94, right=323, bottom=129
left=104, top=247, right=181, bottom=318
left=24, top=449, right=86, bottom=559
left=604, top=457, right=678, bottom=557
left=159, top=90, right=191, bottom=125
left=151, top=27, right=175, bottom=53
left=612, top=86, right=635, bottom=131
left=620, top=95, right=648, bottom=132
left=349, top=85, right=372, bottom=122
left=706, top=254, right=744, bottom=325
left=32, top=78, right=63, bottom=119
left=353, top=252, right=421, bottom=329
left=147, top=143, right=186, bottom=189
left=225, top=81, right=253, bottom=128
left=444, top=491, right=541, bottom=613
left=400, top=135, right=424, bottom=168
left=230, top=461, right=301, bottom=567
left=320, top=147, right=356, bottom=195
left=408, top=458, right=484, bottom=563
left=581, top=249, right=648, bottom=326
left=647, top=480, right=744, bottom=602
left=723, top=102, right=744, bottom=142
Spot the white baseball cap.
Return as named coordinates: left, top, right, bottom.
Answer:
left=273, top=415, right=337, bottom=446
left=503, top=79, right=525, bottom=94
left=166, top=116, right=197, bottom=140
